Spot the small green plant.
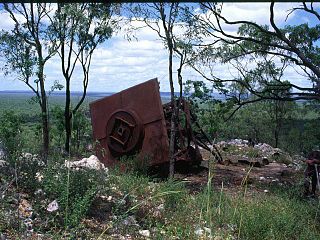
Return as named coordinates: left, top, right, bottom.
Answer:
left=0, top=110, right=22, bottom=162
left=42, top=160, right=108, bottom=227
left=17, top=153, right=45, bottom=193
left=119, top=154, right=150, bottom=175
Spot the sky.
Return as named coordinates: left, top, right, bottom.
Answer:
left=0, top=2, right=319, bottom=93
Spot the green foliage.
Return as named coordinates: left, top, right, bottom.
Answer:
left=50, top=105, right=65, bottom=149
left=231, top=192, right=320, bottom=239
left=0, top=30, right=36, bottom=81
left=184, top=79, right=233, bottom=139
left=118, top=154, right=150, bottom=175
left=71, top=108, right=92, bottom=154
left=17, top=154, right=45, bottom=193
left=0, top=110, right=22, bottom=160
left=50, top=105, right=92, bottom=154
left=42, top=160, right=108, bottom=227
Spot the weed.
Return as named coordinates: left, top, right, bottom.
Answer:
left=41, top=159, right=108, bottom=228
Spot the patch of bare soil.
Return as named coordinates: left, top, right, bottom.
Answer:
left=174, top=159, right=301, bottom=197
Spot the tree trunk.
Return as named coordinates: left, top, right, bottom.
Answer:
left=41, top=103, right=49, bottom=160
left=168, top=47, right=177, bottom=178
left=274, top=129, right=279, bottom=148
left=38, top=64, right=49, bottom=161
left=64, top=78, right=72, bottom=154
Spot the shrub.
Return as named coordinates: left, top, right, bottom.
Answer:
left=42, top=160, right=108, bottom=227
left=0, top=110, right=22, bottom=161
left=17, top=153, right=45, bottom=193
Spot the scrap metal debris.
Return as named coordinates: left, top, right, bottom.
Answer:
left=90, top=78, right=221, bottom=171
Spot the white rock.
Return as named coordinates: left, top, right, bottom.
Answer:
left=139, top=230, right=150, bottom=238
left=123, top=216, right=137, bottom=226
left=65, top=155, right=107, bottom=171
left=259, top=176, right=266, bottom=181
left=0, top=160, right=7, bottom=167
left=203, top=227, right=212, bottom=235
left=47, top=200, right=59, bottom=212
left=22, top=152, right=33, bottom=160
left=156, top=204, right=164, bottom=211
left=34, top=189, right=44, bottom=195
left=264, top=189, right=269, bottom=193
left=0, top=145, right=5, bottom=160
left=194, top=227, right=204, bottom=236
left=35, top=172, right=44, bottom=182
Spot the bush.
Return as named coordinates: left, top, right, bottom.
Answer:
left=41, top=160, right=108, bottom=227
left=0, top=110, right=22, bottom=161
left=17, top=153, right=45, bottom=193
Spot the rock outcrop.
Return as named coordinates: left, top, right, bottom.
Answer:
left=217, top=139, right=294, bottom=167
left=65, top=155, right=107, bottom=171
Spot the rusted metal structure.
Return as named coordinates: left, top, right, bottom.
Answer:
left=90, top=79, right=169, bottom=167
left=90, top=78, right=221, bottom=169
left=163, top=99, right=222, bottom=168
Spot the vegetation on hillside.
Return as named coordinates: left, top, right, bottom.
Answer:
left=0, top=2, right=320, bottom=239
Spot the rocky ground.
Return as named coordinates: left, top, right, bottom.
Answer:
left=196, top=139, right=304, bottom=196
left=0, top=139, right=309, bottom=239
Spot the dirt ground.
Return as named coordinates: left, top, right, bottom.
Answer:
left=174, top=151, right=302, bottom=197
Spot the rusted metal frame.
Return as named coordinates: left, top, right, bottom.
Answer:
left=188, top=103, right=223, bottom=163
left=183, top=100, right=202, bottom=160
left=90, top=79, right=169, bottom=166
left=165, top=99, right=189, bottom=161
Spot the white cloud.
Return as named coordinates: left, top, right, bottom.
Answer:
left=0, top=3, right=315, bottom=94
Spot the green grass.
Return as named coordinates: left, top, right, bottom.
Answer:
left=100, top=168, right=320, bottom=240
left=1, top=152, right=320, bottom=239
left=1, top=92, right=320, bottom=239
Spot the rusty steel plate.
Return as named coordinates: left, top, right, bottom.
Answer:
left=89, top=78, right=169, bottom=167
left=106, top=109, right=144, bottom=155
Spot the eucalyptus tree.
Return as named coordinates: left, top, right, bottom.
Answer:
left=0, top=3, right=59, bottom=160
left=49, top=3, right=120, bottom=153
left=129, top=3, right=197, bottom=177
left=188, top=2, right=320, bottom=104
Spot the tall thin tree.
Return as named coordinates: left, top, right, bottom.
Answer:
left=49, top=3, right=119, bottom=153
left=0, top=3, right=58, bottom=160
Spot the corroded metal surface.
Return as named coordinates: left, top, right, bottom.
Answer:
left=89, top=78, right=169, bottom=166
left=90, top=78, right=221, bottom=169
left=106, top=109, right=144, bottom=155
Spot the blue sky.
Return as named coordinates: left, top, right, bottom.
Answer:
left=0, top=2, right=319, bottom=93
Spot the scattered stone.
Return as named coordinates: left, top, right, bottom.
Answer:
left=122, top=216, right=138, bottom=226
left=218, top=139, right=294, bottom=166
left=259, top=176, right=266, bottom=181
left=47, top=200, right=59, bottom=212
left=264, top=189, right=269, bottom=193
left=35, top=172, right=44, bottom=182
left=1, top=233, right=7, bottom=240
left=65, top=155, right=107, bottom=171
left=195, top=226, right=212, bottom=238
left=104, top=195, right=113, bottom=201
left=139, top=230, right=150, bottom=238
left=156, top=203, right=164, bottom=211
left=34, top=189, right=44, bottom=196
left=203, top=227, right=212, bottom=235
left=19, top=152, right=45, bottom=166
left=23, top=218, right=33, bottom=233
left=19, top=199, right=33, bottom=218
left=194, top=227, right=204, bottom=236
left=0, top=160, right=7, bottom=167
